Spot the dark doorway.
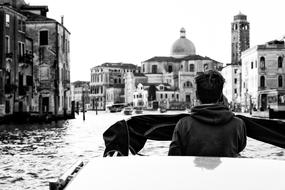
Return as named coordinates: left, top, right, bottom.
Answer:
left=42, top=97, right=49, bottom=113
left=186, top=95, right=191, bottom=103
left=5, top=101, right=10, bottom=113
left=261, top=94, right=267, bottom=110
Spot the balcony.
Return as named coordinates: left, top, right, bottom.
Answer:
left=19, top=53, right=33, bottom=64
left=5, top=52, right=13, bottom=59
left=4, top=84, right=17, bottom=94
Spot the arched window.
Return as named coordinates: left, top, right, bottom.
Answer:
left=260, top=76, right=265, bottom=87
left=278, top=56, right=283, bottom=68
left=184, top=81, right=193, bottom=88
left=168, top=65, right=173, bottom=73
left=260, top=57, right=265, bottom=70
left=278, top=75, right=283, bottom=87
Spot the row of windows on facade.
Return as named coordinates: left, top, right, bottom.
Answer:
left=259, top=75, right=283, bottom=88
left=5, top=36, right=25, bottom=56
left=144, top=64, right=196, bottom=73
left=5, top=14, right=25, bottom=31
left=133, top=93, right=180, bottom=100
left=254, top=56, right=283, bottom=69
left=5, top=32, right=69, bottom=56
left=92, top=68, right=137, bottom=73
left=90, top=86, right=104, bottom=94
left=91, top=75, right=125, bottom=84
left=5, top=14, right=70, bottom=53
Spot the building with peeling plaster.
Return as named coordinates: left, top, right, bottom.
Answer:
left=241, top=40, right=285, bottom=112
left=0, top=0, right=34, bottom=116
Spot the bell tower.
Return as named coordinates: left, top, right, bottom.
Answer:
left=231, top=12, right=250, bottom=65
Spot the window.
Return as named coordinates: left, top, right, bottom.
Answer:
left=165, top=94, right=168, bottom=98
left=160, top=94, right=163, bottom=99
left=176, top=94, right=179, bottom=100
left=6, top=14, right=10, bottom=27
left=234, top=88, right=237, bottom=94
left=204, top=64, right=208, bottom=71
left=189, top=64, right=195, bottom=72
left=168, top=65, right=172, bottom=73
left=260, top=76, right=265, bottom=87
left=40, top=30, right=48, bottom=45
left=278, top=56, right=283, bottom=68
left=278, top=76, right=283, bottom=88
left=18, top=42, right=25, bottom=56
left=234, top=69, right=237, bottom=74
left=260, top=57, right=265, bottom=70
left=251, top=62, right=253, bottom=69
left=234, top=78, right=237, bottom=84
left=152, top=65, right=157, bottom=73
left=18, top=20, right=25, bottom=32
left=5, top=36, right=10, bottom=53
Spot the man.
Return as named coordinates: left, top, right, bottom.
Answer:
left=168, top=70, right=247, bottom=157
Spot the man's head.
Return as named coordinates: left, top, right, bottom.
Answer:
left=195, top=70, right=225, bottom=104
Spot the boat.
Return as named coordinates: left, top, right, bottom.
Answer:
left=123, top=107, right=133, bottom=115
left=51, top=156, right=285, bottom=190
left=134, top=107, right=143, bottom=114
left=50, top=113, right=285, bottom=190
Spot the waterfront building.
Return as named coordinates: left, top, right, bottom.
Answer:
left=141, top=28, right=222, bottom=109
left=90, top=62, right=140, bottom=110
left=241, top=40, right=285, bottom=112
left=22, top=4, right=71, bottom=116
left=71, top=81, right=90, bottom=111
left=124, top=72, right=147, bottom=106
left=0, top=0, right=72, bottom=118
left=133, top=83, right=148, bottom=108
left=0, top=0, right=34, bottom=116
left=223, top=12, right=250, bottom=109
left=105, top=85, right=125, bottom=108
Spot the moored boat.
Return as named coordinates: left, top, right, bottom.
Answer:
left=123, top=107, right=133, bottom=115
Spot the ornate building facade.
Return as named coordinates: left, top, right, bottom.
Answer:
left=90, top=62, right=140, bottom=110
left=141, top=28, right=222, bottom=109
left=241, top=40, right=285, bottom=112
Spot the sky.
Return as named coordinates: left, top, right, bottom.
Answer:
left=26, top=0, right=285, bottom=82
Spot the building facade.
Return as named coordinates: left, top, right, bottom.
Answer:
left=0, top=0, right=72, bottom=118
left=0, top=1, right=33, bottom=116
left=23, top=5, right=71, bottom=116
left=241, top=40, right=285, bottom=112
left=71, top=81, right=89, bottom=111
left=90, top=62, right=140, bottom=110
left=141, top=28, right=222, bottom=109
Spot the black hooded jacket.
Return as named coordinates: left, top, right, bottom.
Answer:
left=168, top=104, right=247, bottom=157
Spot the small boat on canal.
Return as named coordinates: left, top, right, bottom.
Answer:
left=50, top=113, right=285, bottom=190
left=123, top=107, right=133, bottom=115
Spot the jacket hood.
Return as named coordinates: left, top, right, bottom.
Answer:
left=191, top=104, right=233, bottom=125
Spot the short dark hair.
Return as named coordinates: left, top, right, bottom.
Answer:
left=195, top=70, right=225, bottom=104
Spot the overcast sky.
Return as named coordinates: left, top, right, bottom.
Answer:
left=27, top=0, right=285, bottom=82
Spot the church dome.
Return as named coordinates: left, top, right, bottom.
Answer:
left=171, top=28, right=196, bottom=58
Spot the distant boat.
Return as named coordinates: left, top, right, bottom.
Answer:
left=135, top=107, right=143, bottom=114
left=160, top=107, right=167, bottom=113
left=123, top=107, right=133, bottom=115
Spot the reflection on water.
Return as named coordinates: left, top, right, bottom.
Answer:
left=0, top=111, right=285, bottom=190
left=193, top=157, right=222, bottom=170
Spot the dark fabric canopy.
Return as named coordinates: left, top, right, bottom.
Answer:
left=103, top=114, right=285, bottom=156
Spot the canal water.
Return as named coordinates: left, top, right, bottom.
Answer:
left=0, top=111, right=285, bottom=190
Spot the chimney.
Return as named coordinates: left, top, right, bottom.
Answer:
left=61, top=15, right=64, bottom=25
